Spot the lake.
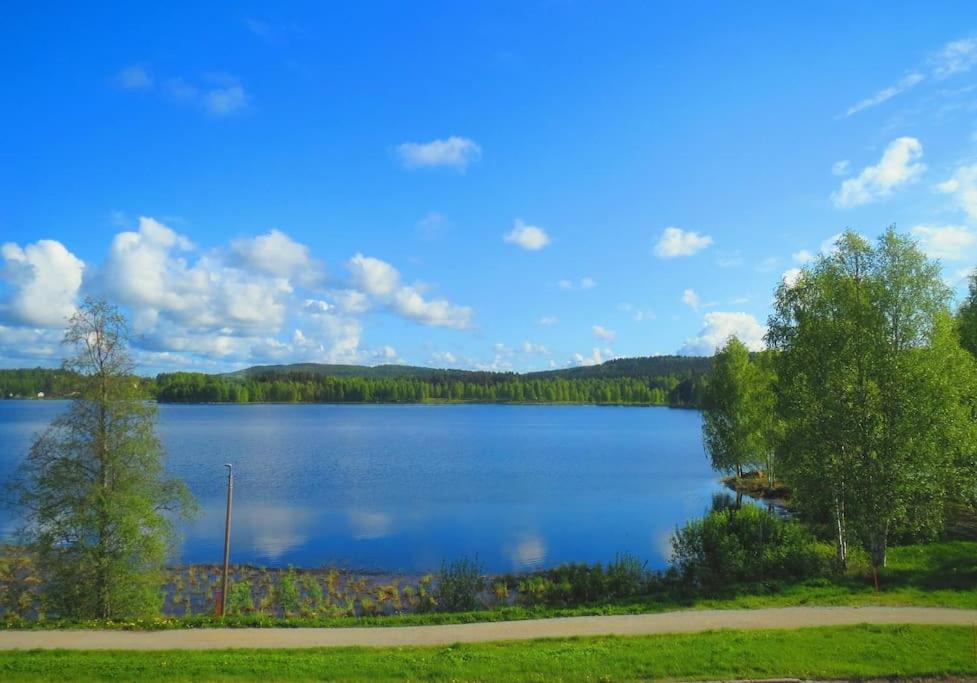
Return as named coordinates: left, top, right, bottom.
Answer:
left=0, top=401, right=719, bottom=573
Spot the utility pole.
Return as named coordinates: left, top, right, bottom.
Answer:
left=220, top=463, right=233, bottom=616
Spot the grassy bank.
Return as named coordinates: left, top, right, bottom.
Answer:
left=5, top=541, right=976, bottom=630
left=1, top=625, right=973, bottom=681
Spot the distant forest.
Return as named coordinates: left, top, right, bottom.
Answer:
left=0, top=356, right=711, bottom=407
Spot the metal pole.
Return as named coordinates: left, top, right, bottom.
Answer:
left=220, top=463, right=233, bottom=616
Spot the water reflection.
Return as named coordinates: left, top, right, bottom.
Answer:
left=507, top=533, right=547, bottom=570
left=184, top=501, right=318, bottom=563
left=346, top=510, right=394, bottom=540
left=0, top=402, right=722, bottom=572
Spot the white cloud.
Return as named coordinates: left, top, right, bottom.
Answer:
left=654, top=226, right=713, bottom=258
left=592, top=325, right=616, bottom=341
left=116, top=65, right=153, bottom=90
left=330, top=289, right=371, bottom=314
left=681, top=288, right=700, bottom=311
left=293, top=304, right=364, bottom=364
left=538, top=316, right=559, bottom=326
left=159, top=74, right=249, bottom=117
left=0, top=218, right=478, bottom=370
left=792, top=249, right=814, bottom=263
left=572, top=347, right=613, bottom=366
left=911, top=224, right=977, bottom=261
left=231, top=229, right=321, bottom=283
left=303, top=299, right=332, bottom=314
left=830, top=137, right=925, bottom=208
left=0, top=326, right=64, bottom=365
left=391, top=286, right=472, bottom=330
left=98, top=217, right=316, bottom=362
left=346, top=254, right=472, bottom=329
left=430, top=351, right=458, bottom=366
left=937, top=163, right=977, bottom=220
left=842, top=72, right=924, bottom=118
left=557, top=277, right=595, bottom=291
left=820, top=233, right=845, bottom=254
left=204, top=84, right=248, bottom=116
left=374, top=345, right=398, bottom=362
left=0, top=240, right=85, bottom=327
left=679, top=312, right=766, bottom=356
left=831, top=160, right=851, bottom=176
left=931, top=36, right=977, bottom=79
left=503, top=219, right=550, bottom=251
left=347, top=254, right=401, bottom=297
left=521, top=341, right=548, bottom=355
left=782, top=268, right=803, bottom=287
left=396, top=136, right=481, bottom=170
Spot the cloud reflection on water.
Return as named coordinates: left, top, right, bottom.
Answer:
left=346, top=510, right=394, bottom=540
left=507, top=533, right=547, bottom=570
left=184, top=500, right=318, bottom=562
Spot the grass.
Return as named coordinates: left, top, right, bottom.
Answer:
left=1, top=625, right=974, bottom=681
left=5, top=541, right=976, bottom=630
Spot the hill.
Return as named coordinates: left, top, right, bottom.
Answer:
left=525, top=355, right=711, bottom=380
left=226, top=355, right=711, bottom=381
left=223, top=363, right=460, bottom=380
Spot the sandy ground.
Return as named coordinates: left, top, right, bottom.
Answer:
left=1, top=606, right=975, bottom=650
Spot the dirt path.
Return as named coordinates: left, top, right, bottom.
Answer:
left=2, top=606, right=975, bottom=650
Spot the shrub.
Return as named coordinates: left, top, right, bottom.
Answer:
left=671, top=504, right=829, bottom=592
left=606, top=553, right=648, bottom=598
left=359, top=597, right=377, bottom=616
left=226, top=580, right=254, bottom=616
left=435, top=556, right=484, bottom=612
left=517, top=575, right=552, bottom=606
left=414, top=574, right=437, bottom=613
left=547, top=564, right=605, bottom=604
left=274, top=567, right=301, bottom=617
left=491, top=579, right=509, bottom=604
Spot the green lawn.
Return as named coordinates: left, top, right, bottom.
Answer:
left=1, top=625, right=974, bottom=681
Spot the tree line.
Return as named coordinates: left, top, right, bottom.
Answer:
left=702, top=228, right=977, bottom=587
left=0, top=368, right=79, bottom=398
left=3, top=363, right=710, bottom=408
left=153, top=372, right=706, bottom=406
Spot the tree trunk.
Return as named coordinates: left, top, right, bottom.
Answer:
left=96, top=369, right=111, bottom=619
left=869, top=526, right=888, bottom=590
left=834, top=495, right=848, bottom=569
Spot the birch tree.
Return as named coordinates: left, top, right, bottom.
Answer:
left=767, top=229, right=977, bottom=579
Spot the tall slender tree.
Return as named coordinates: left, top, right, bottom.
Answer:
left=9, top=299, right=194, bottom=618
left=701, top=336, right=772, bottom=479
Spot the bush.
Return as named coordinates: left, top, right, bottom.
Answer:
left=606, top=553, right=648, bottom=598
left=517, top=575, right=552, bottom=606
left=226, top=580, right=254, bottom=616
left=274, top=568, right=301, bottom=617
left=436, top=556, right=484, bottom=612
left=671, top=504, right=829, bottom=592
left=515, top=555, right=651, bottom=608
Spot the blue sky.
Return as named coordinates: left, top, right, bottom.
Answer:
left=4, top=2, right=977, bottom=373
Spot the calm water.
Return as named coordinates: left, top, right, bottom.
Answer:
left=0, top=401, right=719, bottom=572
